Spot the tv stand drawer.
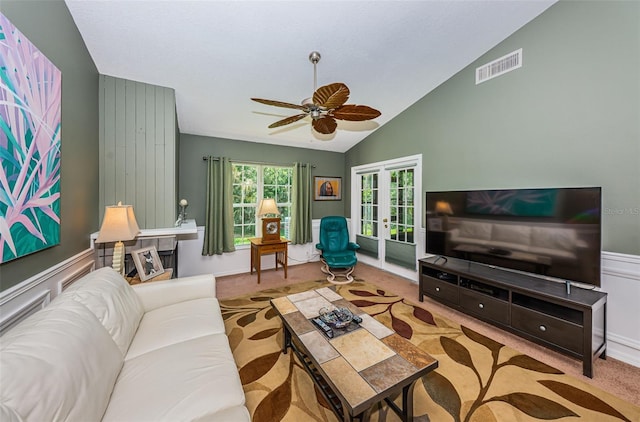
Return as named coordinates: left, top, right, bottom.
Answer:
left=459, top=289, right=509, bottom=325
left=421, top=276, right=459, bottom=304
left=511, top=305, right=583, bottom=354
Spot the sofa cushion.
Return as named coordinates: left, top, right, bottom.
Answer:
left=0, top=297, right=123, bottom=422
left=64, top=267, right=144, bottom=356
left=0, top=403, right=23, bottom=422
left=102, top=334, right=246, bottom=422
left=132, top=274, right=216, bottom=312
left=125, top=297, right=226, bottom=360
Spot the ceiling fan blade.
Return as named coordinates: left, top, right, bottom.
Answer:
left=267, top=113, right=308, bottom=129
left=251, top=98, right=307, bottom=111
left=312, top=116, right=338, bottom=134
left=332, top=104, right=381, bottom=121
left=313, top=83, right=350, bottom=110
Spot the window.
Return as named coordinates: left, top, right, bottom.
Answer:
left=389, top=168, right=414, bottom=243
left=360, top=172, right=378, bottom=237
left=232, top=164, right=292, bottom=245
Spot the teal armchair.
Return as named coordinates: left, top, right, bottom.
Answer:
left=315, top=216, right=360, bottom=284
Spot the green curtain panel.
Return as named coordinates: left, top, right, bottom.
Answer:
left=290, top=162, right=313, bottom=244
left=202, top=157, right=236, bottom=255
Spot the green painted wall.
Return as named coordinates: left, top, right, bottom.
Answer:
left=179, top=134, right=346, bottom=225
left=346, top=1, right=639, bottom=255
left=0, top=1, right=100, bottom=290
left=1, top=0, right=636, bottom=293
left=99, top=75, right=177, bottom=229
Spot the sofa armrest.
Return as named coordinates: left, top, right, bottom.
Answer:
left=348, top=242, right=360, bottom=250
left=132, top=274, right=216, bottom=312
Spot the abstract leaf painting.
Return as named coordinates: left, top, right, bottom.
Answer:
left=0, top=13, right=61, bottom=264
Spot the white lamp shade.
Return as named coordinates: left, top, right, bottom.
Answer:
left=256, top=198, right=280, bottom=217
left=96, top=202, right=140, bottom=243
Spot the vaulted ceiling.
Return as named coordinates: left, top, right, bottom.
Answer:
left=65, top=0, right=556, bottom=153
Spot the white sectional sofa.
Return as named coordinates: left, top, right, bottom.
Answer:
left=0, top=267, right=250, bottom=422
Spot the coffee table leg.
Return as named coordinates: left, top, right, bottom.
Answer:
left=341, top=403, right=355, bottom=422
left=355, top=407, right=372, bottom=422
left=282, top=325, right=291, bottom=354
left=401, top=381, right=417, bottom=421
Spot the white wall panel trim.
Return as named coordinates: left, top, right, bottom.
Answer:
left=0, top=249, right=94, bottom=334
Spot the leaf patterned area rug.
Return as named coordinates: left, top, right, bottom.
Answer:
left=220, top=280, right=640, bottom=422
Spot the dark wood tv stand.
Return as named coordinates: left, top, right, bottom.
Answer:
left=418, top=256, right=607, bottom=378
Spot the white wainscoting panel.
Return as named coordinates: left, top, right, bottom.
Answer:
left=178, top=220, right=323, bottom=278
left=601, top=251, right=640, bottom=367
left=0, top=249, right=95, bottom=335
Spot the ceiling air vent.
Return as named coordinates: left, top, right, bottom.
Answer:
left=476, top=48, right=522, bottom=85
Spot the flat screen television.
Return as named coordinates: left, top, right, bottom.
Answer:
left=425, top=187, right=602, bottom=287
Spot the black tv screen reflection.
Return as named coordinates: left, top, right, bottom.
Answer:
left=425, top=187, right=602, bottom=287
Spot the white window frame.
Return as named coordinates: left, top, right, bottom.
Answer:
left=232, top=163, right=293, bottom=246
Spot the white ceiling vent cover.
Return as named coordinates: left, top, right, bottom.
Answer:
left=476, top=48, right=523, bottom=84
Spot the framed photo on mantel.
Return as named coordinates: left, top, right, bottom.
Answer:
left=314, top=176, right=341, bottom=201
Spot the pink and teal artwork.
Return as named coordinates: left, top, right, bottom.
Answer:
left=0, top=13, right=61, bottom=264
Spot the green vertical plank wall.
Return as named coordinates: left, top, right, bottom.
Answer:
left=99, top=75, right=177, bottom=228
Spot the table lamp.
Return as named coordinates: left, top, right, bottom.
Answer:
left=257, top=198, right=281, bottom=243
left=96, top=202, right=140, bottom=275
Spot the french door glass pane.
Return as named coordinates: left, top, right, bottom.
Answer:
left=389, top=168, right=415, bottom=244
left=360, top=173, right=378, bottom=237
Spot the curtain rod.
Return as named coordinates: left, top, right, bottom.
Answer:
left=202, top=156, right=315, bottom=168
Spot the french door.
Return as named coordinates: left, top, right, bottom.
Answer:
left=351, top=155, right=422, bottom=280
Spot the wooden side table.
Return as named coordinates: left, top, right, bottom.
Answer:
left=250, top=238, right=289, bottom=284
left=127, top=268, right=173, bottom=285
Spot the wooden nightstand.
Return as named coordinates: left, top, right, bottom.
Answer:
left=250, top=238, right=289, bottom=284
left=127, top=268, right=173, bottom=285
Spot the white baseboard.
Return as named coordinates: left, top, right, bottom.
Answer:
left=606, top=332, right=640, bottom=368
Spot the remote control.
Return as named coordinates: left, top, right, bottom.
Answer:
left=313, top=318, right=333, bottom=338
left=352, top=314, right=362, bottom=324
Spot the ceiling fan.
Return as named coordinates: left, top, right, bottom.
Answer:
left=251, top=51, right=381, bottom=135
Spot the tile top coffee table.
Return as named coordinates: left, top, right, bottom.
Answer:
left=271, top=287, right=438, bottom=421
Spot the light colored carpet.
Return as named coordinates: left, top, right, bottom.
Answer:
left=217, top=262, right=640, bottom=410
left=219, top=278, right=640, bottom=421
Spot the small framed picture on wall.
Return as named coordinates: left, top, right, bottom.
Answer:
left=314, top=176, right=341, bottom=201
left=132, top=246, right=165, bottom=282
